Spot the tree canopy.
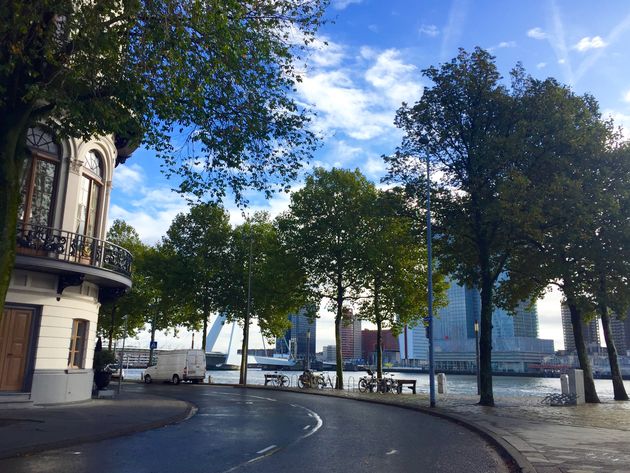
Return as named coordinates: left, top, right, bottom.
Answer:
left=1, top=0, right=328, bottom=315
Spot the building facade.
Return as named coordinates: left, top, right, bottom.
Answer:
left=561, top=303, right=601, bottom=354
left=275, top=308, right=316, bottom=363
left=340, top=308, right=362, bottom=360
left=361, top=329, right=399, bottom=365
left=399, top=278, right=553, bottom=372
left=1, top=127, right=133, bottom=404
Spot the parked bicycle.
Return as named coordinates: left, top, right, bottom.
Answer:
left=358, top=369, right=378, bottom=393
left=298, top=369, right=318, bottom=389
left=270, top=372, right=290, bottom=388
left=378, top=373, right=398, bottom=394
left=317, top=372, right=334, bottom=389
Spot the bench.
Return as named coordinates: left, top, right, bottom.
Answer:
left=396, top=379, right=417, bottom=394
left=264, top=374, right=283, bottom=386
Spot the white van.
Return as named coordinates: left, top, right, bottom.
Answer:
left=143, top=349, right=206, bottom=385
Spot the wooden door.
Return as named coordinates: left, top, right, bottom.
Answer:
left=0, top=308, right=34, bottom=391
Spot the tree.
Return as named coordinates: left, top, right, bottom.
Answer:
left=498, top=78, right=619, bottom=403
left=216, top=213, right=308, bottom=384
left=386, top=48, right=527, bottom=406
left=358, top=189, right=447, bottom=378
left=279, top=168, right=376, bottom=389
left=139, top=243, right=184, bottom=365
left=0, top=0, right=328, bottom=316
left=162, top=204, right=232, bottom=351
left=97, top=220, right=148, bottom=349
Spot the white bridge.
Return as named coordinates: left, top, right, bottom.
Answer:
left=205, top=314, right=296, bottom=368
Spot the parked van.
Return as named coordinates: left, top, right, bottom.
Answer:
left=143, top=349, right=206, bottom=385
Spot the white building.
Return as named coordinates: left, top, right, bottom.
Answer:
left=1, top=126, right=133, bottom=404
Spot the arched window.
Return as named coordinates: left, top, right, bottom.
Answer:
left=18, top=127, right=60, bottom=227
left=75, top=150, right=103, bottom=238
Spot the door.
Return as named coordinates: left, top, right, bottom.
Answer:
left=0, top=308, right=34, bottom=391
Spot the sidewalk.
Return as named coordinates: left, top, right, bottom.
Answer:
left=279, top=386, right=630, bottom=473
left=0, top=391, right=194, bottom=459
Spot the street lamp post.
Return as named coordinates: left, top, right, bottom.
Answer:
left=306, top=329, right=311, bottom=370
left=474, top=319, right=480, bottom=395
left=117, top=314, right=128, bottom=394
left=420, top=136, right=436, bottom=408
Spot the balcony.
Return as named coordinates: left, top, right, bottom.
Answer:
left=15, top=222, right=133, bottom=294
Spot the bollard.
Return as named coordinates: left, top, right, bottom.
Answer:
left=568, top=369, right=585, bottom=404
left=560, top=374, right=570, bottom=395
left=437, top=373, right=447, bottom=394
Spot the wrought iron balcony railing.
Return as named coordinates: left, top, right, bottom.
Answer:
left=16, top=222, right=132, bottom=277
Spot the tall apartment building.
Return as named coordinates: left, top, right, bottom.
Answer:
left=400, top=277, right=553, bottom=372
left=340, top=308, right=362, bottom=360
left=275, top=308, right=316, bottom=362
left=606, top=311, right=630, bottom=355
left=561, top=303, right=600, bottom=353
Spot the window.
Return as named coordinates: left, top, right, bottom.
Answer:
left=18, top=127, right=60, bottom=227
left=68, top=319, right=88, bottom=369
left=75, top=150, right=103, bottom=238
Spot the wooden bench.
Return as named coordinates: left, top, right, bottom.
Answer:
left=396, top=379, right=417, bottom=394
left=264, top=373, right=283, bottom=386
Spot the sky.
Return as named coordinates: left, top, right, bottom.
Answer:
left=108, top=0, right=630, bottom=353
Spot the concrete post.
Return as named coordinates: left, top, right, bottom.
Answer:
left=437, top=373, right=447, bottom=394
left=560, top=374, right=570, bottom=395
left=568, top=369, right=585, bottom=404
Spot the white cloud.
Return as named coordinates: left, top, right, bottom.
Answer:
left=624, top=90, right=630, bottom=103
left=332, top=0, right=362, bottom=10
left=536, top=62, right=547, bottom=69
left=498, top=41, right=516, bottom=48
left=296, top=47, right=422, bottom=141
left=574, top=36, right=608, bottom=52
left=309, top=36, right=345, bottom=68
left=558, top=58, right=566, bottom=64
left=527, top=27, right=547, bottom=40
left=368, top=24, right=379, bottom=33
left=364, top=155, right=386, bottom=177
left=112, top=163, right=144, bottom=193
left=419, top=24, right=439, bottom=37
left=364, top=49, right=423, bottom=108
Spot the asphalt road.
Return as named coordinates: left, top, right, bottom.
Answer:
left=1, top=384, right=511, bottom=473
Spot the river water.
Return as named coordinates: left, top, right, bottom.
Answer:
left=124, top=368, right=630, bottom=400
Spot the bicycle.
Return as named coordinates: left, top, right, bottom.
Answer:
left=378, top=374, right=398, bottom=394
left=270, top=372, right=290, bottom=388
left=317, top=372, right=334, bottom=389
left=298, top=369, right=317, bottom=389
left=358, top=369, right=378, bottom=393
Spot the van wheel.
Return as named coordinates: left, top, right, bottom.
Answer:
left=144, top=375, right=152, bottom=384
left=172, top=374, right=180, bottom=385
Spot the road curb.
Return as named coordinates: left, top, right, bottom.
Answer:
left=239, top=384, right=535, bottom=473
left=0, top=397, right=197, bottom=460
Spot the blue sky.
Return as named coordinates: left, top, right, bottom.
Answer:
left=110, top=0, right=630, bottom=351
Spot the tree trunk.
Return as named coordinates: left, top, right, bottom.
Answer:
left=334, top=272, right=345, bottom=389
left=108, top=305, right=117, bottom=351
left=148, top=314, right=157, bottom=366
left=201, top=311, right=208, bottom=352
left=478, top=273, right=495, bottom=406
left=599, top=302, right=628, bottom=401
left=239, top=315, right=250, bottom=385
left=0, top=117, right=30, bottom=319
left=374, top=279, right=382, bottom=379
left=567, top=301, right=600, bottom=403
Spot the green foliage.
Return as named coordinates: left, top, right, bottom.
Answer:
left=93, top=350, right=116, bottom=371
left=97, top=220, right=148, bottom=345
left=161, top=204, right=232, bottom=345
left=0, top=0, right=328, bottom=316
left=279, top=167, right=378, bottom=388
left=217, top=213, right=307, bottom=338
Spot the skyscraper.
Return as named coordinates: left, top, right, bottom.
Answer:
left=340, top=308, right=362, bottom=360
left=275, top=308, right=316, bottom=362
left=561, top=303, right=600, bottom=353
